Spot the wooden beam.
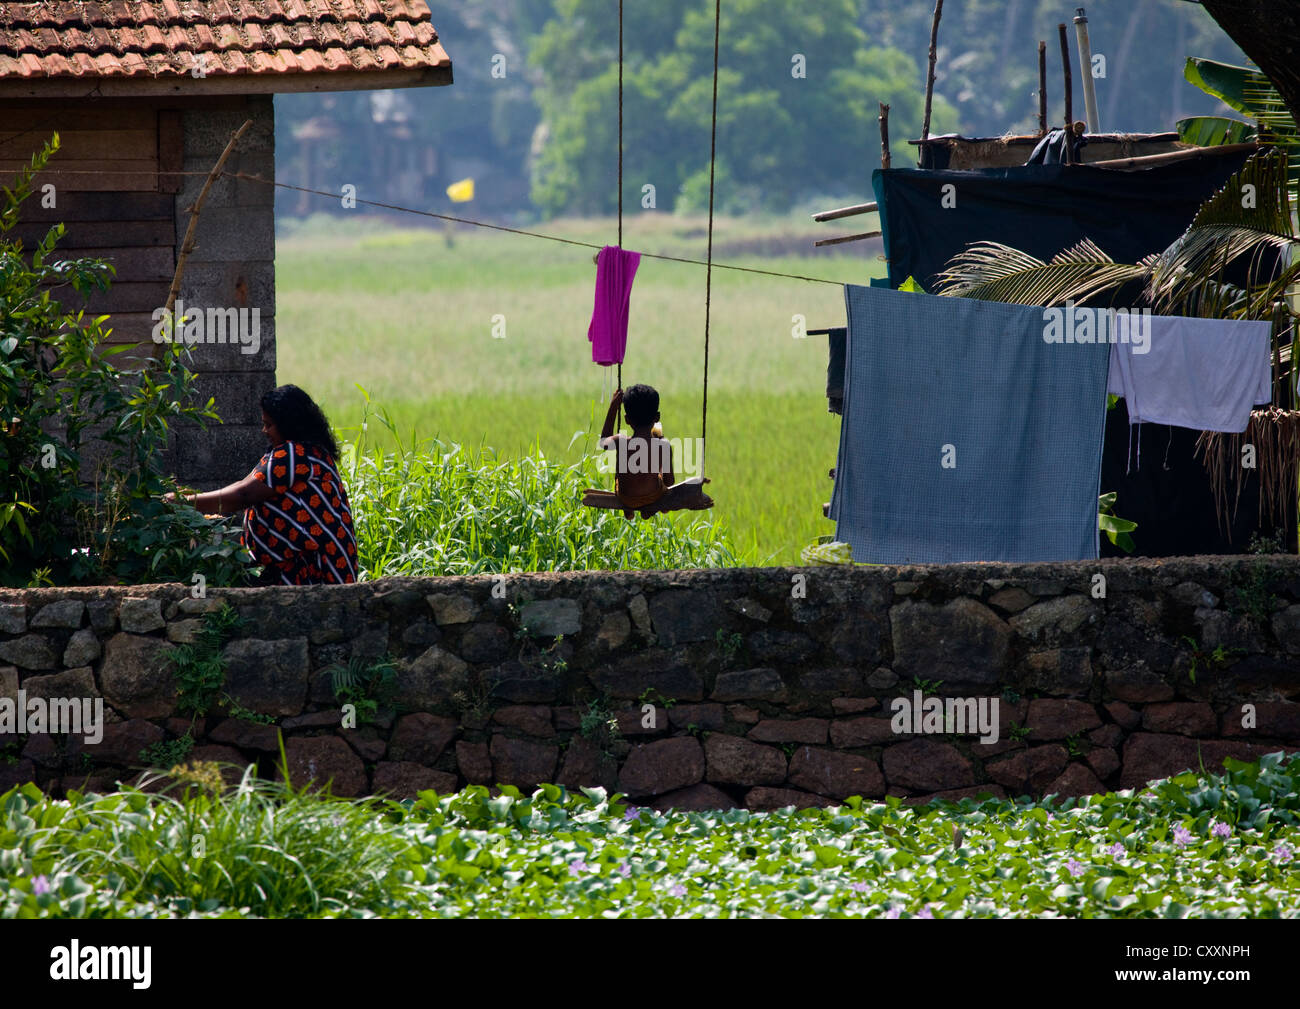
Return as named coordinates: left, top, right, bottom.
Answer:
left=812, top=201, right=878, bottom=223
left=814, top=231, right=882, bottom=247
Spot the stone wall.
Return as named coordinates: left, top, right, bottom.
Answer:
left=2, top=557, right=1299, bottom=809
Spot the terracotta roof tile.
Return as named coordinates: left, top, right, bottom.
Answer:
left=0, top=0, right=447, bottom=83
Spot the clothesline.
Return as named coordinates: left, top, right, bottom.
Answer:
left=1, top=161, right=848, bottom=288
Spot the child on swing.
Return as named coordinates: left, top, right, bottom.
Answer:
left=599, top=385, right=713, bottom=519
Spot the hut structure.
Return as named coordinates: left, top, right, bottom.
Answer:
left=0, top=0, right=453, bottom=487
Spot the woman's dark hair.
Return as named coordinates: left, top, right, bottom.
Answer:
left=261, top=384, right=338, bottom=458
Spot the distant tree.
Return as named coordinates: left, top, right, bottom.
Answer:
left=529, top=0, right=954, bottom=217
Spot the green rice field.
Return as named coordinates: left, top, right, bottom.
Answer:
left=276, top=213, right=882, bottom=565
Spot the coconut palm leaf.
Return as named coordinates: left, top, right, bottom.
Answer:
left=1147, top=149, right=1298, bottom=318
left=935, top=238, right=1148, bottom=307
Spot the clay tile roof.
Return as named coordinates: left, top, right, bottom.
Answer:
left=0, top=0, right=451, bottom=91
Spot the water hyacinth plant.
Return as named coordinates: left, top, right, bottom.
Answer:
left=3, top=752, right=1298, bottom=919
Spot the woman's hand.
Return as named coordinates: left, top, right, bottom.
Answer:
left=611, top=388, right=623, bottom=407
left=161, top=491, right=179, bottom=504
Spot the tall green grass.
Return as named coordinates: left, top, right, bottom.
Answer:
left=277, top=216, right=878, bottom=564
left=344, top=396, right=744, bottom=575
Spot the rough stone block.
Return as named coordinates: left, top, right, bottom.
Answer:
left=372, top=762, right=459, bottom=799
left=648, top=783, right=736, bottom=811
left=747, top=718, right=828, bottom=744
left=1026, top=699, right=1102, bottom=740
left=704, top=733, right=786, bottom=785
left=32, top=600, right=85, bottom=629
left=648, top=589, right=722, bottom=646
left=882, top=739, right=976, bottom=791
left=100, top=632, right=175, bottom=718
left=388, top=712, right=459, bottom=765
left=1142, top=702, right=1216, bottom=737
left=711, top=668, right=785, bottom=702
left=119, top=597, right=165, bottom=633
left=0, top=634, right=57, bottom=670
left=284, top=736, right=367, bottom=797
left=519, top=599, right=581, bottom=637
left=490, top=735, right=558, bottom=790
left=786, top=746, right=885, bottom=799
left=891, top=598, right=1010, bottom=685
left=222, top=637, right=310, bottom=716
left=743, top=786, right=836, bottom=811
left=618, top=737, right=704, bottom=797
left=987, top=745, right=1069, bottom=793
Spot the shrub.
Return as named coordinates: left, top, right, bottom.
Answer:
left=0, top=135, right=251, bottom=587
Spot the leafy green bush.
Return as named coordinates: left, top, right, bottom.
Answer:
left=0, top=135, right=252, bottom=587
left=343, top=392, right=740, bottom=576
left=4, top=753, right=1299, bottom=918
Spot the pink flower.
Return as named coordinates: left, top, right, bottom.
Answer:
left=32, top=875, right=50, bottom=896
left=1066, top=859, right=1085, bottom=877
left=1274, top=844, right=1292, bottom=861
left=1172, top=826, right=1193, bottom=847
left=884, top=907, right=901, bottom=919
left=1107, top=842, right=1125, bottom=857
left=916, top=906, right=935, bottom=919
left=568, top=860, right=589, bottom=876
left=669, top=884, right=687, bottom=898
left=1211, top=822, right=1232, bottom=839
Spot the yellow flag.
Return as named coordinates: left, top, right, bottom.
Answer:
left=445, top=178, right=475, bottom=203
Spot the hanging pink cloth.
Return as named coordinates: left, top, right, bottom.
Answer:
left=588, top=245, right=640, bottom=366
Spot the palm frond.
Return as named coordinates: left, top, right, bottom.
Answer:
left=1147, top=150, right=1296, bottom=318
left=936, top=238, right=1147, bottom=307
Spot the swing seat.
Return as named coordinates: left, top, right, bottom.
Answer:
left=582, top=477, right=713, bottom=515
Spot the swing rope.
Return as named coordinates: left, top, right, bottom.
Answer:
left=616, top=0, right=623, bottom=423
left=700, top=0, right=721, bottom=479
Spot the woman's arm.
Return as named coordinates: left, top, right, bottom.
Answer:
left=164, top=472, right=275, bottom=515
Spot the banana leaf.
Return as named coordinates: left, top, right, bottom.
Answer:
left=1176, top=116, right=1256, bottom=148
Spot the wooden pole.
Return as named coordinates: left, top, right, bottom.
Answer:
left=1038, top=41, right=1048, bottom=136
left=879, top=102, right=891, bottom=170
left=921, top=0, right=944, bottom=144
left=1058, top=24, right=1074, bottom=163
left=165, top=119, right=252, bottom=332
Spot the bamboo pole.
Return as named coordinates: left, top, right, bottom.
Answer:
left=1085, top=141, right=1258, bottom=171
left=164, top=119, right=252, bottom=337
left=1058, top=24, right=1073, bottom=163
left=1038, top=41, right=1048, bottom=136
left=879, top=102, right=891, bottom=170
left=921, top=0, right=944, bottom=147
left=812, top=201, right=878, bottom=223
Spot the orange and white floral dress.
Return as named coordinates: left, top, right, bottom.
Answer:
left=241, top=440, right=358, bottom=584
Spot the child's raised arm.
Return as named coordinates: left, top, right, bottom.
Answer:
left=599, top=388, right=623, bottom=449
